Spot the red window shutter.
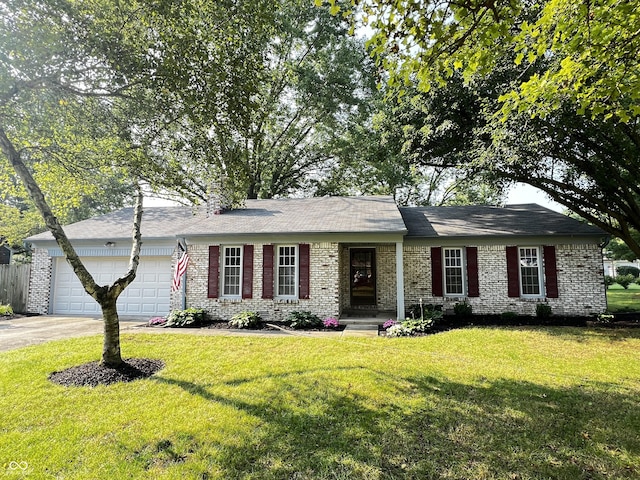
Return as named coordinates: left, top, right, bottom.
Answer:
left=431, top=247, right=443, bottom=297
left=543, top=245, right=559, bottom=298
left=207, top=245, right=219, bottom=298
left=242, top=245, right=254, bottom=299
left=262, top=244, right=274, bottom=299
left=299, top=243, right=310, bottom=299
left=506, top=246, right=520, bottom=297
left=466, top=246, right=480, bottom=297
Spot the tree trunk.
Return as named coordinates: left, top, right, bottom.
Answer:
left=100, top=293, right=123, bottom=366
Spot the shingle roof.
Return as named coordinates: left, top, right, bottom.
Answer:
left=27, top=206, right=196, bottom=241
left=399, top=204, right=605, bottom=238
left=27, top=196, right=406, bottom=241
left=181, top=196, right=407, bottom=236
left=27, top=198, right=605, bottom=243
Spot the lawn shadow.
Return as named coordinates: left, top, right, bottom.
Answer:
left=150, top=365, right=640, bottom=479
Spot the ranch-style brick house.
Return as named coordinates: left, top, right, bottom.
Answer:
left=26, top=196, right=608, bottom=321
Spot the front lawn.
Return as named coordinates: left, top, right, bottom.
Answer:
left=2, top=328, right=640, bottom=479
left=607, top=283, right=640, bottom=312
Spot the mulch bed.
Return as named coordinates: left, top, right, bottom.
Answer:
left=144, top=320, right=346, bottom=332
left=49, top=358, right=165, bottom=387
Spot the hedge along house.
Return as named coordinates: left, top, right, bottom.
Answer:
left=26, top=196, right=608, bottom=320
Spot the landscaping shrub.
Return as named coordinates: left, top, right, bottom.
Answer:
left=536, top=303, right=552, bottom=319
left=229, top=311, right=262, bottom=329
left=385, top=307, right=443, bottom=337
left=165, top=307, right=205, bottom=327
left=405, top=303, right=441, bottom=319
left=0, top=304, right=13, bottom=316
left=286, top=310, right=322, bottom=329
left=453, top=301, right=473, bottom=316
left=616, top=265, right=640, bottom=278
left=615, top=274, right=635, bottom=289
left=501, top=311, right=518, bottom=322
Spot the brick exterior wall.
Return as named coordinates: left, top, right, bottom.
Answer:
left=402, top=242, right=606, bottom=317
left=175, top=242, right=340, bottom=322
left=27, top=248, right=52, bottom=314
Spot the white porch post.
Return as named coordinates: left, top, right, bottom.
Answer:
left=396, top=241, right=404, bottom=320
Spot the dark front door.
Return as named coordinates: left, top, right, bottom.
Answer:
left=350, top=248, right=376, bottom=306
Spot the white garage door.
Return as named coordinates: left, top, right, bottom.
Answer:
left=53, top=257, right=172, bottom=316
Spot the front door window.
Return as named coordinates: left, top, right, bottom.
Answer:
left=350, top=248, right=376, bottom=306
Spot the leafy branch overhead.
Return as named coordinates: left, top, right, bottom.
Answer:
left=327, top=0, right=640, bottom=123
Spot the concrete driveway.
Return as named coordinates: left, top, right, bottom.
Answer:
left=0, top=316, right=145, bottom=352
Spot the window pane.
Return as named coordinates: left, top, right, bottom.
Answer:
left=519, top=248, right=540, bottom=295
left=444, top=248, right=464, bottom=295
left=223, top=247, right=241, bottom=296
left=278, top=246, right=297, bottom=297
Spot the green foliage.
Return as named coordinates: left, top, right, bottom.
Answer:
left=535, top=303, right=553, bottom=319
left=405, top=303, right=442, bottom=320
left=453, top=301, right=473, bottom=317
left=386, top=306, right=443, bottom=337
left=604, top=275, right=616, bottom=289
left=166, top=308, right=206, bottom=328
left=286, top=311, right=322, bottom=329
left=356, top=0, right=639, bottom=123
left=616, top=266, right=640, bottom=278
left=229, top=311, right=262, bottom=329
left=615, top=274, right=636, bottom=290
left=605, top=236, right=640, bottom=262
left=0, top=304, right=13, bottom=316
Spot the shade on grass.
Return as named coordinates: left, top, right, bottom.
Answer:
left=1, top=328, right=639, bottom=479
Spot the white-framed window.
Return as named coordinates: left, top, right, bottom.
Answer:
left=222, top=246, right=242, bottom=297
left=444, top=247, right=465, bottom=295
left=276, top=245, right=298, bottom=298
left=519, top=247, right=542, bottom=296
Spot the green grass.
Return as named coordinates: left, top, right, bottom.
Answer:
left=607, top=282, right=640, bottom=312
left=2, top=329, right=640, bottom=479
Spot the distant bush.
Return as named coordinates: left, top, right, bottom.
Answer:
left=0, top=304, right=13, bottom=316
left=615, top=274, right=635, bottom=289
left=166, top=307, right=205, bottom=327
left=229, top=311, right=261, bottom=329
left=604, top=275, right=615, bottom=289
left=616, top=266, right=640, bottom=278
left=286, top=311, right=322, bottom=329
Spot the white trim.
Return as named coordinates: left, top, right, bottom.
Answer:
left=275, top=244, right=298, bottom=299
left=443, top=247, right=466, bottom=296
left=396, top=242, right=404, bottom=320
left=518, top=246, right=544, bottom=297
left=220, top=245, right=243, bottom=299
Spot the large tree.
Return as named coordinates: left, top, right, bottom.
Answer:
left=166, top=0, right=378, bottom=201
left=0, top=0, right=274, bottom=365
left=323, top=0, right=640, bottom=253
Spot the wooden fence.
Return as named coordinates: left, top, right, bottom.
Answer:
left=0, top=264, right=30, bottom=313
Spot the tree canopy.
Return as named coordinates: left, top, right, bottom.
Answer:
left=0, top=0, right=277, bottom=365
left=343, top=0, right=640, bottom=123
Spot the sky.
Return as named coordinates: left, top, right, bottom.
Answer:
left=506, top=183, right=563, bottom=212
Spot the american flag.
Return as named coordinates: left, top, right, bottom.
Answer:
left=171, top=251, right=189, bottom=292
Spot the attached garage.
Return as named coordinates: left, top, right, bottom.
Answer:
left=52, top=256, right=172, bottom=316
